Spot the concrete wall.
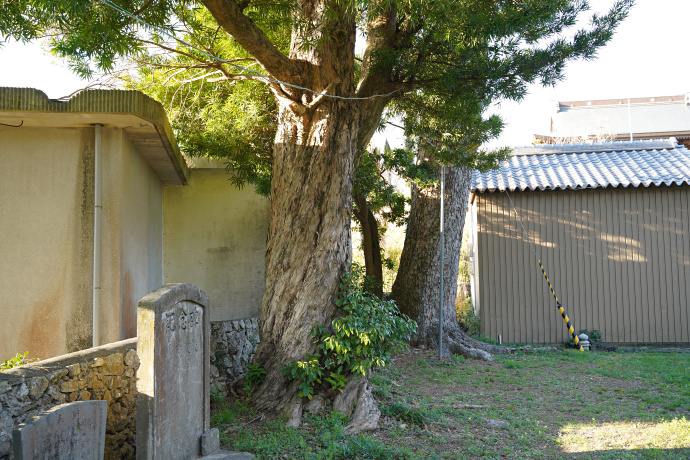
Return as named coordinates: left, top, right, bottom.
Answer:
left=474, top=186, right=690, bottom=344
left=0, top=126, right=163, bottom=362
left=0, top=127, right=95, bottom=361
left=164, top=167, right=269, bottom=321
left=118, top=130, right=163, bottom=340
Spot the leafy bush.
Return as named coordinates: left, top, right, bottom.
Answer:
left=283, top=263, right=417, bottom=399
left=457, top=297, right=481, bottom=337
left=580, top=329, right=603, bottom=342
left=458, top=230, right=472, bottom=283
left=382, top=242, right=403, bottom=293
left=1, top=352, right=35, bottom=371
left=243, top=364, right=267, bottom=395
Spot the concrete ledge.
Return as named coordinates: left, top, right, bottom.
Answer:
left=0, top=87, right=188, bottom=185
left=0, top=338, right=137, bottom=381
left=201, top=451, right=255, bottom=460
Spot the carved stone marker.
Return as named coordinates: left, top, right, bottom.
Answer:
left=13, top=400, right=107, bottom=460
left=137, top=283, right=211, bottom=460
left=137, top=283, right=255, bottom=460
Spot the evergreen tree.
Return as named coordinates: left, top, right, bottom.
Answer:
left=1, top=0, right=633, bottom=415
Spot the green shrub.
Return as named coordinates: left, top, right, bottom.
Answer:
left=382, top=242, right=403, bottom=293
left=457, top=298, right=481, bottom=337
left=243, top=364, right=267, bottom=395
left=566, top=329, right=603, bottom=347
left=458, top=230, right=471, bottom=283
left=1, top=352, right=35, bottom=371
left=283, top=263, right=417, bottom=399
left=579, top=329, right=603, bottom=342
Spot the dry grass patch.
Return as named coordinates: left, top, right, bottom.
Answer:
left=559, top=417, right=690, bottom=453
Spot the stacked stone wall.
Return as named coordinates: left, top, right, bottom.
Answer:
left=0, top=338, right=138, bottom=460
left=210, top=317, right=259, bottom=392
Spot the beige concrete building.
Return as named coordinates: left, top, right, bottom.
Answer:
left=469, top=139, right=690, bottom=345
left=0, top=88, right=269, bottom=362
left=534, top=95, right=690, bottom=149
left=163, top=157, right=269, bottom=321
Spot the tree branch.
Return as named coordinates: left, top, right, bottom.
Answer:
left=415, top=41, right=443, bottom=66
left=200, top=0, right=300, bottom=84
left=304, top=78, right=340, bottom=111
left=356, top=7, right=397, bottom=98
left=207, top=74, right=272, bottom=83
left=138, top=39, right=212, bottom=65
left=133, top=0, right=156, bottom=16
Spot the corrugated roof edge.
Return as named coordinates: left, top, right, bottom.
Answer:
left=557, top=94, right=686, bottom=111
left=0, top=87, right=189, bottom=185
left=473, top=137, right=690, bottom=193
left=475, top=180, right=690, bottom=194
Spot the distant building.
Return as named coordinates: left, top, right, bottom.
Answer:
left=534, top=95, right=690, bottom=149
left=468, top=138, right=690, bottom=345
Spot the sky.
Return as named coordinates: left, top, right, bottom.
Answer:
left=1, top=0, right=688, bottom=149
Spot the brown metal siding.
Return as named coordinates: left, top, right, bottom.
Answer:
left=476, top=186, right=690, bottom=344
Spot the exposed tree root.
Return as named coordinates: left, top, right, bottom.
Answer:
left=415, top=323, right=510, bottom=361
left=334, top=377, right=380, bottom=435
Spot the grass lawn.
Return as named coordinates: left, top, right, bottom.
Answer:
left=212, top=347, right=690, bottom=459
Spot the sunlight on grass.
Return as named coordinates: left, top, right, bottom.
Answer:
left=559, top=417, right=690, bottom=452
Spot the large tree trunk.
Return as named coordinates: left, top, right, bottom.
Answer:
left=202, top=0, right=400, bottom=420
left=353, top=192, right=384, bottom=298
left=251, top=99, right=359, bottom=411
left=392, top=164, right=505, bottom=359
left=247, top=6, right=360, bottom=411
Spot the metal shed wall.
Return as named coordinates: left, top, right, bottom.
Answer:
left=474, top=186, right=690, bottom=344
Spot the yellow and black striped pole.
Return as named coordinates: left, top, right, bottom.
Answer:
left=537, top=259, right=584, bottom=352
left=504, top=188, right=585, bottom=352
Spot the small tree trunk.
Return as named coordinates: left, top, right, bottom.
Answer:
left=353, top=193, right=384, bottom=298
left=392, top=164, right=505, bottom=359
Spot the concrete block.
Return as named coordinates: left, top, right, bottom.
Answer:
left=12, top=400, right=107, bottom=460
left=201, top=428, right=220, bottom=456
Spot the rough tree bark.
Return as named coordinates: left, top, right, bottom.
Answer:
left=392, top=164, right=506, bottom=360
left=353, top=192, right=384, bottom=298
left=249, top=48, right=360, bottom=413
left=250, top=96, right=361, bottom=411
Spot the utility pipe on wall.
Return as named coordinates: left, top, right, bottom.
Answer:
left=93, top=124, right=103, bottom=347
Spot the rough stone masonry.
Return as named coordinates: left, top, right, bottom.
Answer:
left=0, top=339, right=139, bottom=460
left=210, top=317, right=260, bottom=394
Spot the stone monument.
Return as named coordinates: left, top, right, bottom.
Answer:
left=13, top=400, right=107, bottom=460
left=137, top=283, right=253, bottom=460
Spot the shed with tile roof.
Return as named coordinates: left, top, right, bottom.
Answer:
left=467, top=138, right=690, bottom=345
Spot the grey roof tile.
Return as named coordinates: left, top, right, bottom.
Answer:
left=472, top=138, right=690, bottom=192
